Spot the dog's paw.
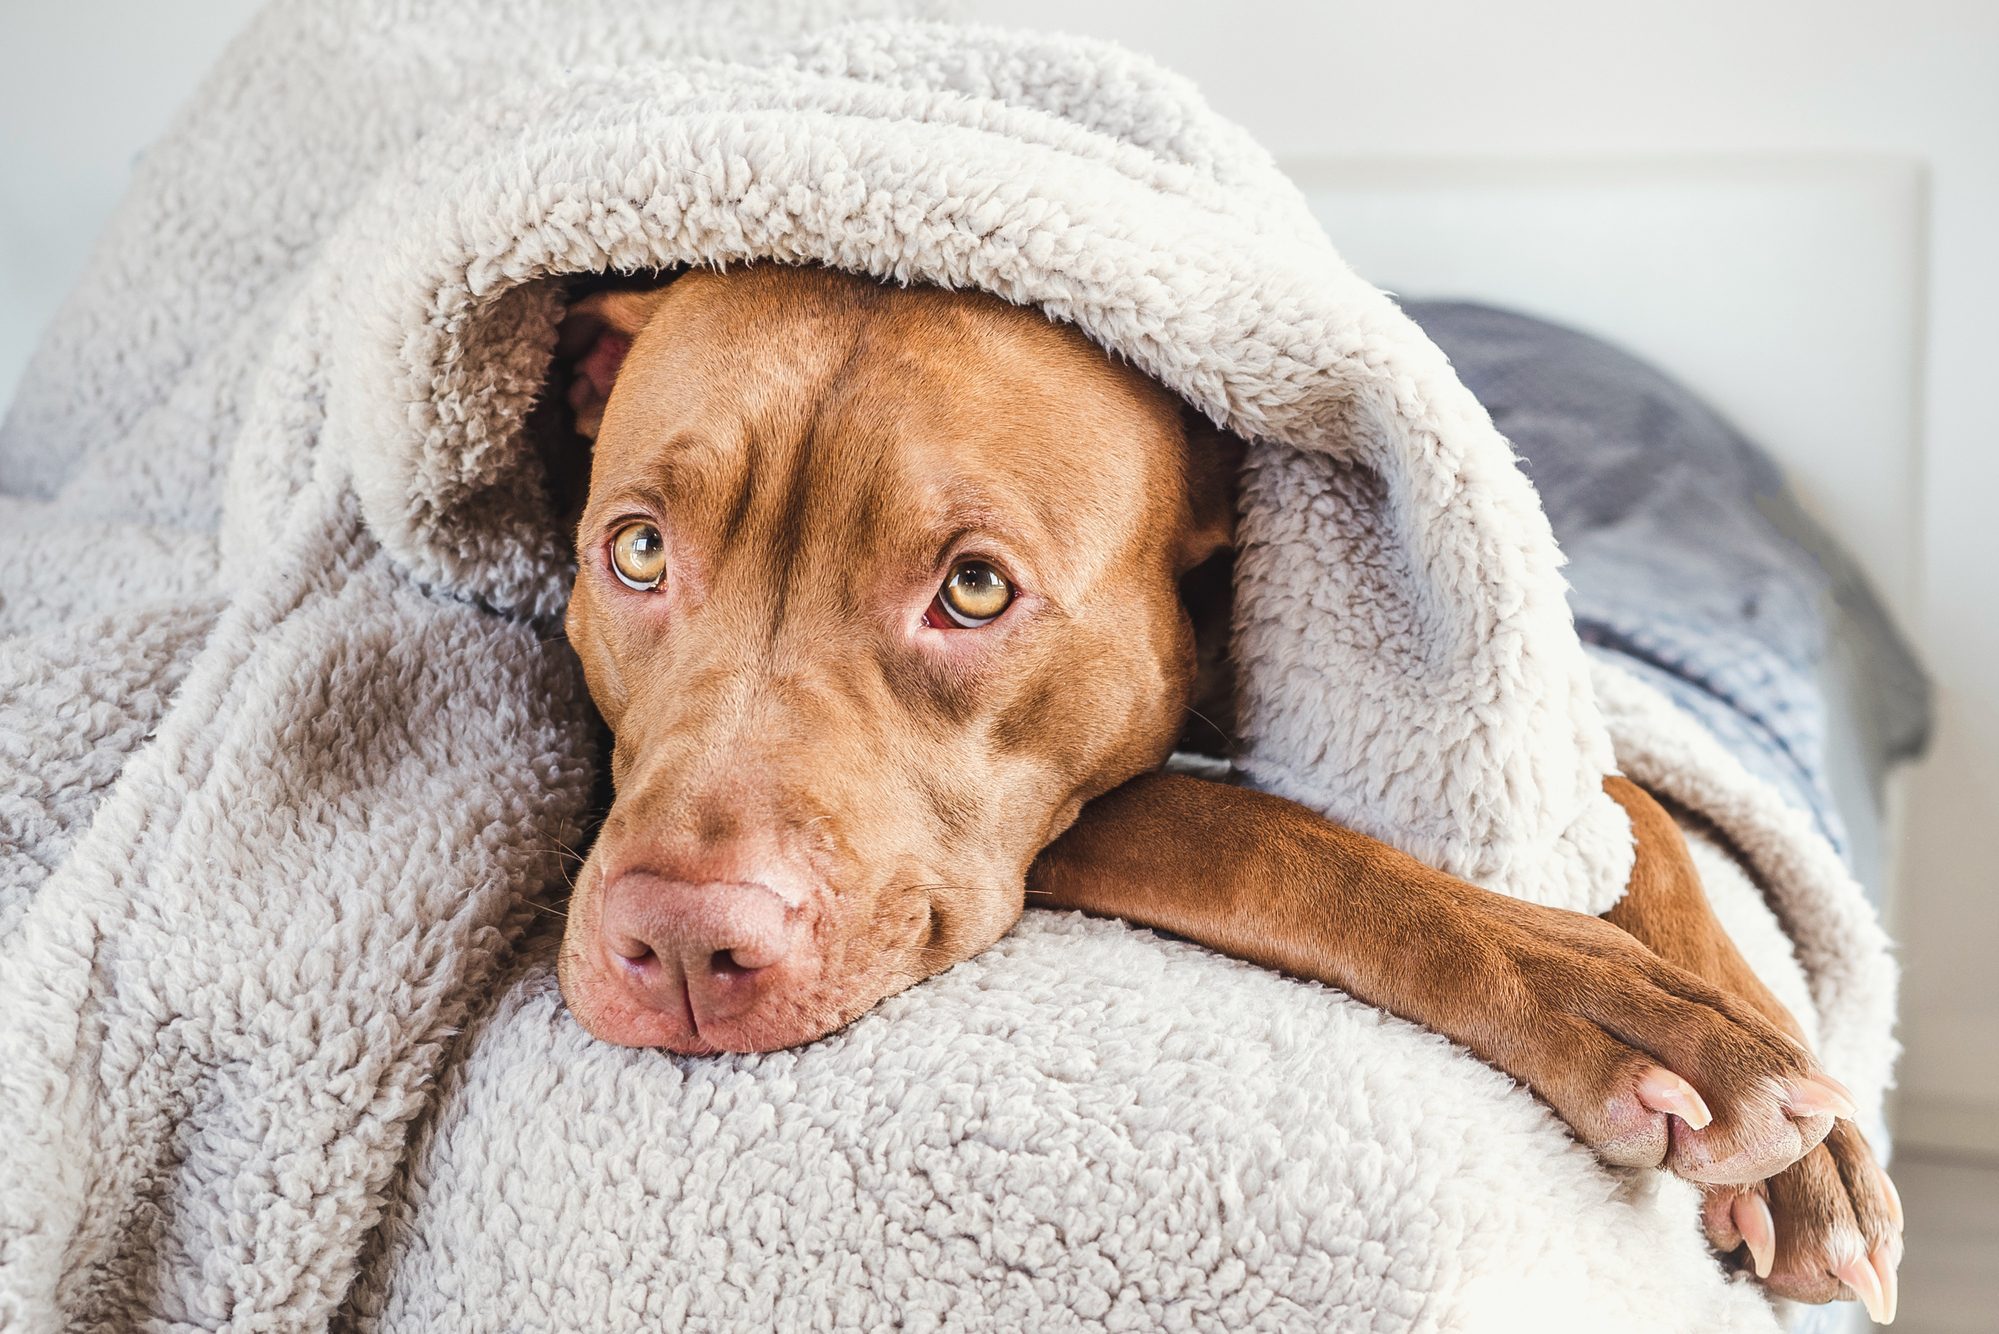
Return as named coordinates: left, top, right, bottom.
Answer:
left=1488, top=910, right=1849, bottom=1185
left=1702, top=1119, right=1902, bottom=1323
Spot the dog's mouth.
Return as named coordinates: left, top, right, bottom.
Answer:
left=558, top=936, right=926, bottom=1054
left=564, top=957, right=815, bottom=1054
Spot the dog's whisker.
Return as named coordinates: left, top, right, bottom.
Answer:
left=1181, top=702, right=1228, bottom=742
left=538, top=831, right=592, bottom=864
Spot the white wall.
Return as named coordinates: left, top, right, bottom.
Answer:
left=0, top=0, right=266, bottom=406
left=5, top=0, right=1994, bottom=1152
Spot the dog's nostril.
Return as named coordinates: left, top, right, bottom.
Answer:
left=708, top=949, right=757, bottom=980
left=608, top=934, right=656, bottom=964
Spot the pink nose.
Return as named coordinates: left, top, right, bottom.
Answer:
left=597, top=871, right=798, bottom=1030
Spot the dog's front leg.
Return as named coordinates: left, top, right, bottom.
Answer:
left=1028, top=772, right=1852, bottom=1191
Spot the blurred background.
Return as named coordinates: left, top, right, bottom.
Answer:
left=4, top=2, right=1993, bottom=1327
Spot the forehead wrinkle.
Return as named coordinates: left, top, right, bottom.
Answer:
left=710, top=385, right=919, bottom=663
left=625, top=318, right=869, bottom=566
left=861, top=320, right=1175, bottom=575
left=902, top=457, right=1137, bottom=604
left=587, top=475, right=676, bottom=524
left=831, top=369, right=1078, bottom=578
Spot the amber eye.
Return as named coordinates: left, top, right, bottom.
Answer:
left=609, top=521, right=668, bottom=590
left=936, top=558, right=1013, bottom=627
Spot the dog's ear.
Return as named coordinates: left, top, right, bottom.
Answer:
left=1177, top=407, right=1245, bottom=573
left=559, top=286, right=673, bottom=439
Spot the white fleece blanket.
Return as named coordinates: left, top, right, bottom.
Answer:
left=0, top=1, right=1896, bottom=1329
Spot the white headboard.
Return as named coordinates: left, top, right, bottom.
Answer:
left=1283, top=153, right=1927, bottom=609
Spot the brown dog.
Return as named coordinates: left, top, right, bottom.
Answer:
left=554, top=265, right=1901, bottom=1318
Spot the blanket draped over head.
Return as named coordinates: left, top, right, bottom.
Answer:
left=0, top=1, right=1895, bottom=1329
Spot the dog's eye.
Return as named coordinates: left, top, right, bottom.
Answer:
left=609, top=521, right=668, bottom=591
left=934, top=559, right=1013, bottom=627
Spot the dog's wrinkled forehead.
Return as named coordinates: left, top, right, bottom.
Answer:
left=585, top=269, right=1189, bottom=583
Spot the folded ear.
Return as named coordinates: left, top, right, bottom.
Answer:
left=559, top=286, right=673, bottom=439
left=1177, top=407, right=1245, bottom=573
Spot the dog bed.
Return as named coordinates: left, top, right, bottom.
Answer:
left=0, top=2, right=1902, bottom=1329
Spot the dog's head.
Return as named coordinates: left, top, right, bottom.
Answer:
left=556, top=265, right=1236, bottom=1052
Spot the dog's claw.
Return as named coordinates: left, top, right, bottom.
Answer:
left=1872, top=1239, right=1900, bottom=1325
left=1784, top=1075, right=1859, bottom=1121
left=1835, top=1252, right=1889, bottom=1325
left=1636, top=1066, right=1713, bottom=1129
left=1732, top=1193, right=1776, bottom=1279
left=1879, top=1164, right=1904, bottom=1227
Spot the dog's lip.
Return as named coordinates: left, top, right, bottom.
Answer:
left=608, top=949, right=699, bottom=1028
left=562, top=928, right=895, bottom=1053
left=568, top=963, right=720, bottom=1052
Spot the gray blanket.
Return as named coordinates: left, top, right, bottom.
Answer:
left=1408, top=301, right=1929, bottom=882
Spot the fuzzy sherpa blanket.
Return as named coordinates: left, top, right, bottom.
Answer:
left=0, top=1, right=1897, bottom=1329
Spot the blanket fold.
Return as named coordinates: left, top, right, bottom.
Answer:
left=0, top=1, right=1894, bottom=1328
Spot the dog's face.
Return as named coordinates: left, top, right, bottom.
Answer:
left=556, top=266, right=1232, bottom=1052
